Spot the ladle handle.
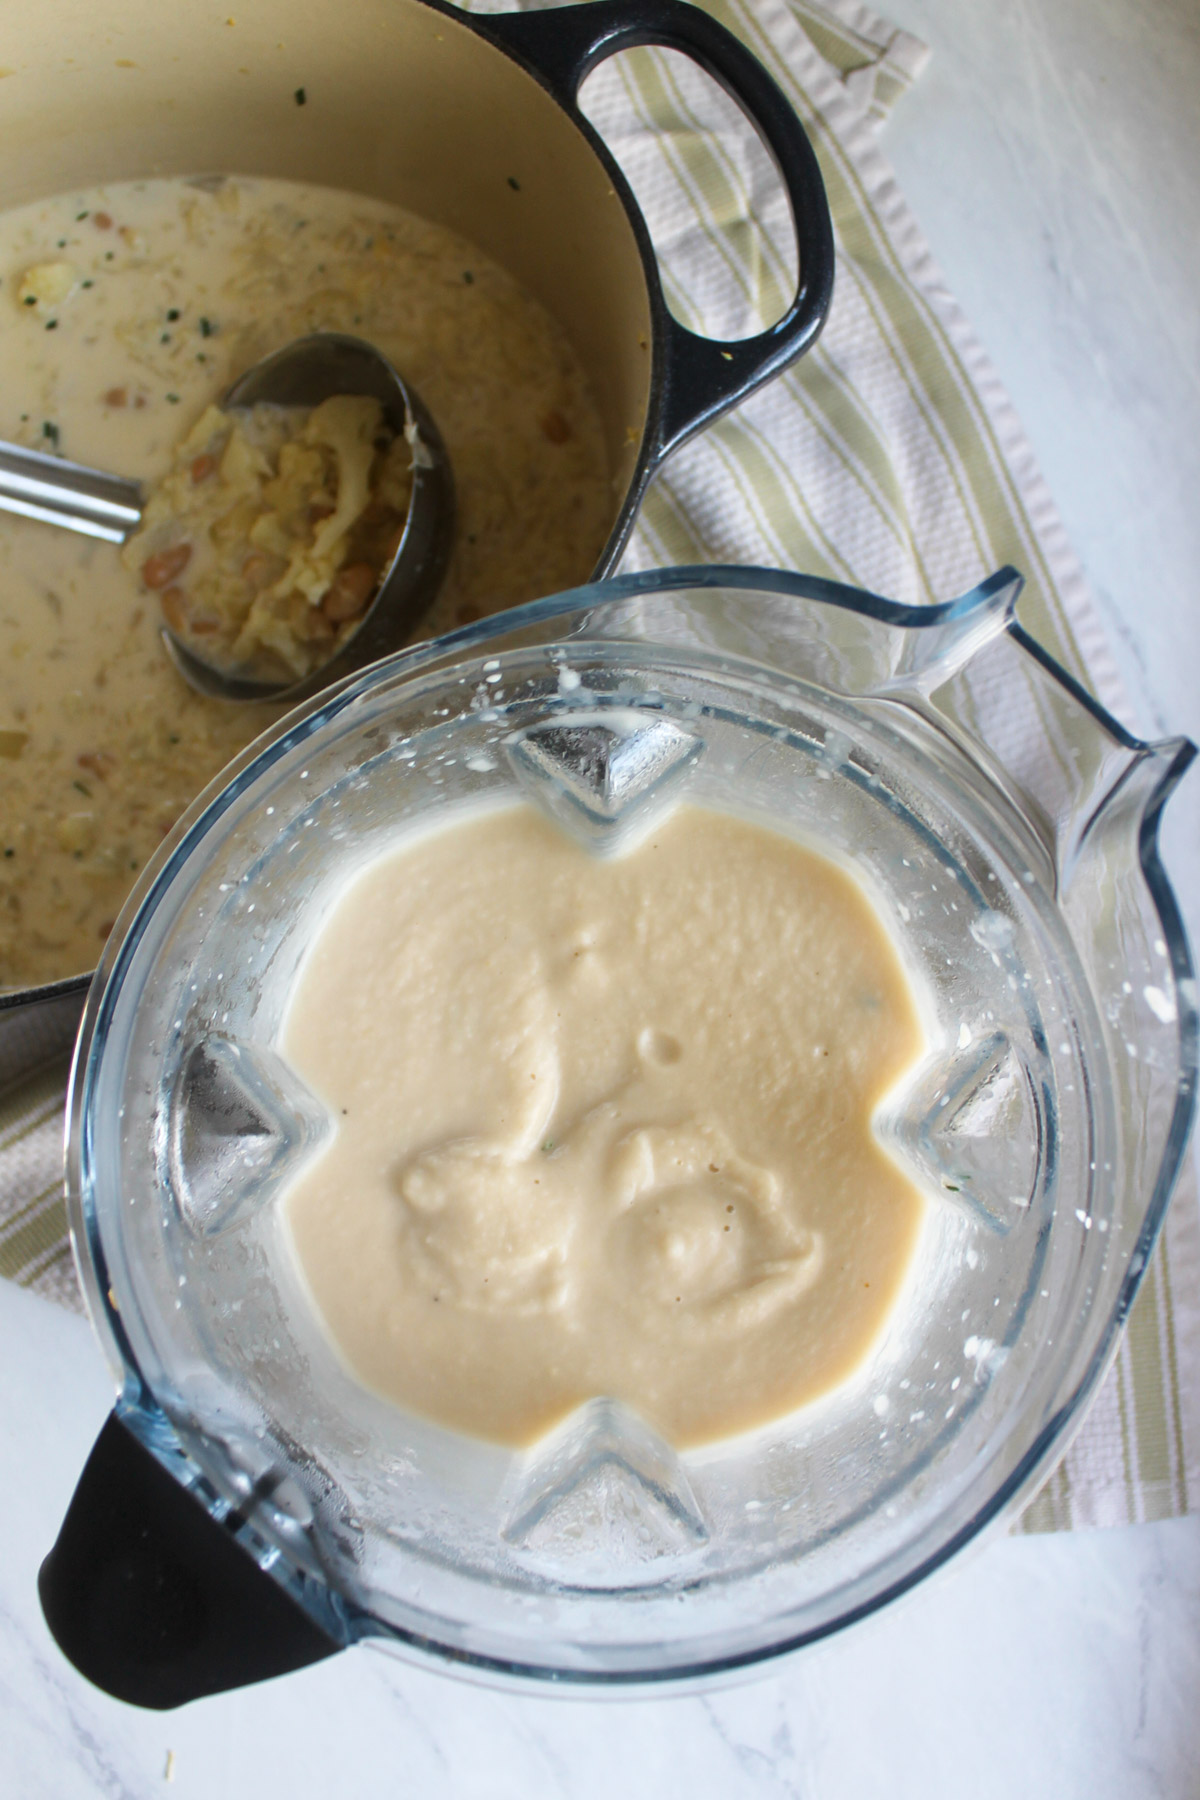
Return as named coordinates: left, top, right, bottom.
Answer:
left=0, top=438, right=142, bottom=542
left=479, top=0, right=835, bottom=459
left=39, top=1410, right=341, bottom=1709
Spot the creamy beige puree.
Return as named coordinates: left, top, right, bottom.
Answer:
left=281, top=803, right=928, bottom=1450
left=0, top=176, right=611, bottom=989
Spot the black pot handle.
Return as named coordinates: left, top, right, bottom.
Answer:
left=476, top=0, right=834, bottom=459
left=39, top=1411, right=341, bottom=1709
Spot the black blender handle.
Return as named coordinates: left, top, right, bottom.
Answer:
left=39, top=1411, right=341, bottom=1709
left=477, top=0, right=835, bottom=459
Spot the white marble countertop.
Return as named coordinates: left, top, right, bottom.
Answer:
left=3, top=0, right=1199, bottom=1793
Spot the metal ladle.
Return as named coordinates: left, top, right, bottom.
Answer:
left=0, top=333, right=455, bottom=704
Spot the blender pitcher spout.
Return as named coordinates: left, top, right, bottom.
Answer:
left=51, top=565, right=1199, bottom=1692
left=883, top=565, right=1023, bottom=695
left=999, top=623, right=1196, bottom=898
left=907, top=596, right=1197, bottom=902
left=1058, top=729, right=1196, bottom=897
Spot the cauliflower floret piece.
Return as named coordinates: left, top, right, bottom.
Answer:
left=16, top=260, right=78, bottom=312
left=219, top=423, right=272, bottom=488
left=125, top=387, right=411, bottom=682
left=261, top=396, right=381, bottom=606
left=306, top=396, right=381, bottom=559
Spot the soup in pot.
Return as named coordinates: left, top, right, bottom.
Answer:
left=0, top=174, right=613, bottom=990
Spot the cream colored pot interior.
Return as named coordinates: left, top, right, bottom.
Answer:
left=0, top=0, right=651, bottom=508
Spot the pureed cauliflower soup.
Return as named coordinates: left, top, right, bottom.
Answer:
left=0, top=175, right=613, bottom=990
left=280, top=802, right=930, bottom=1450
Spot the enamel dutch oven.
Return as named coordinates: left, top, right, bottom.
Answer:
left=0, top=0, right=834, bottom=1078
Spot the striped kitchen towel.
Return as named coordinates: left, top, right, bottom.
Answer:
left=2, top=0, right=1197, bottom=1531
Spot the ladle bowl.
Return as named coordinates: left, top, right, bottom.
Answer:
left=0, top=332, right=455, bottom=704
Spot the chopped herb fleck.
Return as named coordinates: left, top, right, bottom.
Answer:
left=19, top=413, right=27, bottom=422
left=541, top=1138, right=555, bottom=1154
left=104, top=250, right=114, bottom=260
left=166, top=307, right=180, bottom=321
left=81, top=279, right=94, bottom=289
left=42, top=421, right=59, bottom=444
left=73, top=779, right=91, bottom=796
left=160, top=331, right=171, bottom=343
left=3, top=848, right=14, bottom=859
left=198, top=316, right=214, bottom=336
left=76, top=210, right=89, bottom=220
left=57, top=237, right=67, bottom=248
left=45, top=319, right=58, bottom=331
left=166, top=393, right=180, bottom=404
left=196, top=353, right=207, bottom=363
left=22, top=294, right=37, bottom=306
left=507, top=176, right=521, bottom=191
left=129, top=859, right=138, bottom=870
left=167, top=733, right=181, bottom=745
left=463, top=270, right=474, bottom=284
left=294, top=86, right=307, bottom=106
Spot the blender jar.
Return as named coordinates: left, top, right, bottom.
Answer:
left=43, top=566, right=1196, bottom=1705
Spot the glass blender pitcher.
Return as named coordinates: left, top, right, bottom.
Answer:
left=41, top=565, right=1196, bottom=1706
